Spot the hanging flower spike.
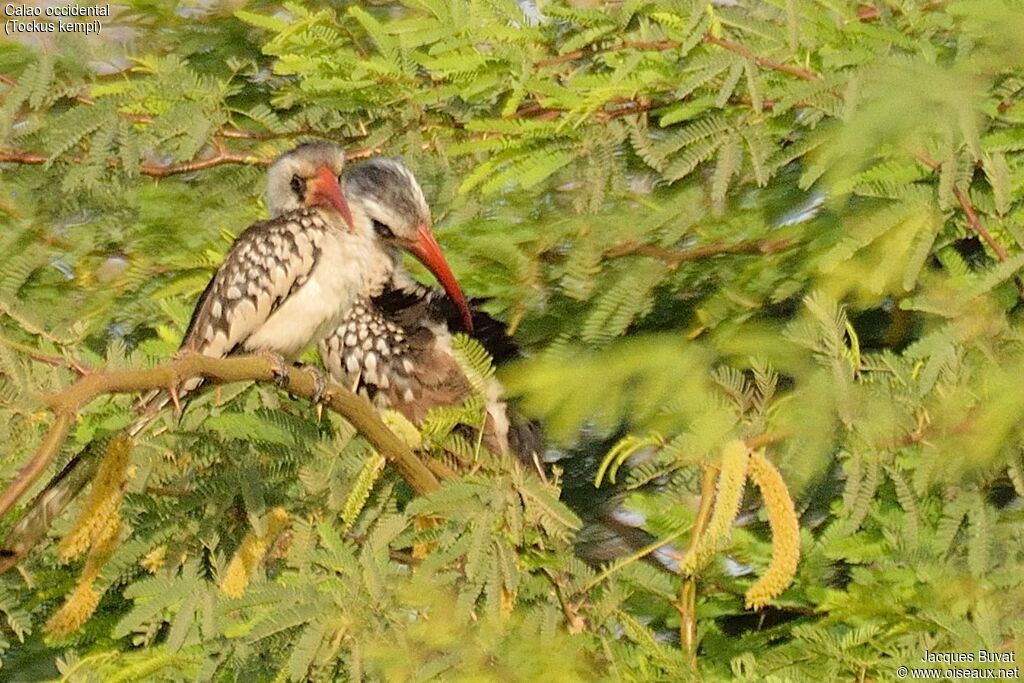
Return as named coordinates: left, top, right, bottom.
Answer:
left=219, top=507, right=290, bottom=598
left=681, top=440, right=751, bottom=576
left=57, top=435, right=132, bottom=563
left=744, top=450, right=800, bottom=610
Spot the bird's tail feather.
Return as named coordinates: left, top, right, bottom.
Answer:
left=0, top=445, right=102, bottom=561
left=132, top=385, right=183, bottom=425
left=553, top=430, right=686, bottom=574
left=1, top=408, right=161, bottom=564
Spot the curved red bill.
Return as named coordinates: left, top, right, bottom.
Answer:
left=408, top=224, right=474, bottom=333
left=308, top=166, right=356, bottom=231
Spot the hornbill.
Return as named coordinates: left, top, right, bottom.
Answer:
left=320, top=158, right=539, bottom=468
left=319, top=159, right=681, bottom=571
left=0, top=144, right=472, bottom=563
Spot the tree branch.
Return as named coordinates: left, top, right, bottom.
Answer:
left=535, top=34, right=819, bottom=82
left=913, top=151, right=1010, bottom=262
left=0, top=333, right=89, bottom=373
left=603, top=237, right=795, bottom=268
left=0, top=148, right=270, bottom=177
left=0, top=145, right=380, bottom=178
left=702, top=35, right=819, bottom=82
left=0, top=353, right=441, bottom=524
left=678, top=463, right=719, bottom=669
left=0, top=73, right=329, bottom=142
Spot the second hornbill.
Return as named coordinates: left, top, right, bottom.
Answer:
left=320, top=159, right=681, bottom=571
left=319, top=158, right=540, bottom=469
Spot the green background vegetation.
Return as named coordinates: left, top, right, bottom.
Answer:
left=1, top=0, right=1024, bottom=680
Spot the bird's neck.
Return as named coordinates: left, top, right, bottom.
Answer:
left=363, top=246, right=400, bottom=298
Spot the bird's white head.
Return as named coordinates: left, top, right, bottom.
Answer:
left=345, top=158, right=474, bottom=332
left=267, top=143, right=355, bottom=230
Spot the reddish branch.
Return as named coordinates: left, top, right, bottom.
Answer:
left=143, top=152, right=269, bottom=177
left=1, top=30, right=820, bottom=172
left=604, top=237, right=795, bottom=268
left=535, top=39, right=681, bottom=67
left=914, top=151, right=1009, bottom=262
left=702, top=35, right=819, bottom=82
left=0, top=145, right=380, bottom=178
left=0, top=73, right=321, bottom=142
left=0, top=334, right=89, bottom=374
left=535, top=34, right=819, bottom=83
left=0, top=147, right=269, bottom=177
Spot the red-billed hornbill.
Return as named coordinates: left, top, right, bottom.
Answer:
left=319, top=158, right=542, bottom=469
left=0, top=145, right=472, bottom=562
left=321, top=160, right=681, bottom=571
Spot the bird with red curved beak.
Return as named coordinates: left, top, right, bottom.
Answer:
left=336, top=157, right=473, bottom=333
left=318, top=158, right=539, bottom=467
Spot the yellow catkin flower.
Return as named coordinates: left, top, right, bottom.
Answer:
left=46, top=577, right=100, bottom=637
left=46, top=517, right=122, bottom=637
left=682, top=440, right=750, bottom=576
left=219, top=507, right=290, bottom=598
left=744, top=450, right=801, bottom=611
left=58, top=435, right=132, bottom=563
left=411, top=514, right=440, bottom=561
left=140, top=545, right=167, bottom=574
left=500, top=586, right=516, bottom=618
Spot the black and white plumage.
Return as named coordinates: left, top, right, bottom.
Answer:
left=320, top=280, right=539, bottom=462
left=166, top=143, right=373, bottom=400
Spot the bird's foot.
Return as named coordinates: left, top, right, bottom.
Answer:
left=259, top=350, right=290, bottom=388
left=304, top=365, right=330, bottom=405
left=294, top=364, right=334, bottom=421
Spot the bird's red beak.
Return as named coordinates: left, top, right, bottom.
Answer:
left=408, top=224, right=473, bottom=333
left=308, top=166, right=355, bottom=231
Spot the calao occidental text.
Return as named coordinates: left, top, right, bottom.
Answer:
left=4, top=4, right=109, bottom=16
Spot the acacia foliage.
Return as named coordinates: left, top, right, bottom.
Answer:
left=1, top=0, right=1024, bottom=680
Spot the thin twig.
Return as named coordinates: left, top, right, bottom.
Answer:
left=0, top=353, right=441, bottom=523
left=603, top=237, right=794, bottom=268
left=0, top=150, right=47, bottom=165
left=678, top=464, right=720, bottom=670
left=703, top=35, right=819, bottom=82
left=542, top=569, right=587, bottom=634
left=535, top=39, right=681, bottom=68
left=0, top=145, right=382, bottom=178
left=0, top=73, right=327, bottom=142
left=575, top=527, right=687, bottom=596
left=913, top=151, right=1009, bottom=262
left=745, top=431, right=789, bottom=451
left=0, top=334, right=88, bottom=373
left=0, top=148, right=269, bottom=176
left=535, top=34, right=819, bottom=83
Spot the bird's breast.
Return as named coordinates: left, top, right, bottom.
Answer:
left=243, top=229, right=378, bottom=357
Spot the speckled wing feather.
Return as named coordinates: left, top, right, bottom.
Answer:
left=135, top=208, right=332, bottom=415
left=319, top=283, right=541, bottom=465
left=319, top=294, right=469, bottom=423
left=181, top=208, right=327, bottom=357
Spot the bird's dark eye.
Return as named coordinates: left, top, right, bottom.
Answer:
left=372, top=219, right=395, bottom=239
left=290, top=175, right=305, bottom=196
